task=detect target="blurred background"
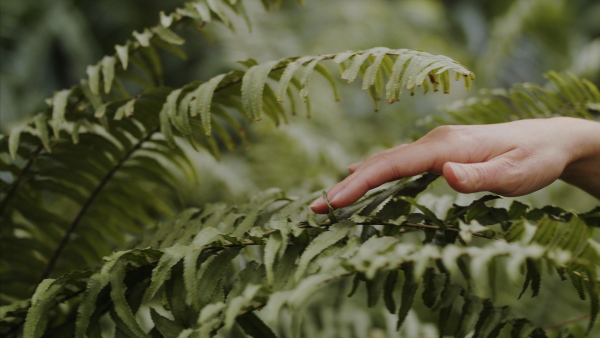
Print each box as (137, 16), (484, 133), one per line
(1, 0), (599, 210)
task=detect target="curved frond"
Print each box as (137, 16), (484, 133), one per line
(3, 175), (598, 336)
(434, 72), (600, 127)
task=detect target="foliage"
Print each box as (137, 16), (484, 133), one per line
(0, 0), (599, 337)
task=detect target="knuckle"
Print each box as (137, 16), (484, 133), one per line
(424, 125), (471, 144)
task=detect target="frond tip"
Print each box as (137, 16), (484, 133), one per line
(438, 71), (600, 126)
(235, 47), (474, 120)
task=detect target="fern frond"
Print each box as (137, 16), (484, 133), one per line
(435, 71), (600, 127)
(0, 45), (472, 307)
(4, 174), (598, 336)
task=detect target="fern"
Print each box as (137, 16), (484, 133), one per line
(432, 71), (600, 127)
(2, 175), (598, 336)
(0, 43), (472, 302)
(1, 0), (599, 337)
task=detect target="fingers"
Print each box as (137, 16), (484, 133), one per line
(347, 161), (363, 173)
(310, 119), (586, 215)
(348, 144), (408, 173)
(310, 144), (433, 213)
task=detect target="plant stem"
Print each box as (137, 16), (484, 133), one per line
(543, 314), (591, 330)
(1, 94), (84, 216)
(39, 126), (160, 282)
(0, 145), (43, 216)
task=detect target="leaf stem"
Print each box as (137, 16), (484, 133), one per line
(543, 314), (591, 330)
(0, 145), (43, 216)
(39, 126), (160, 282)
(0, 95), (85, 216)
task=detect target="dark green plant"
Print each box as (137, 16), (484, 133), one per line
(1, 0), (598, 337)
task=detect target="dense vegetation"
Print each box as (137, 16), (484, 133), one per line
(1, 0), (599, 337)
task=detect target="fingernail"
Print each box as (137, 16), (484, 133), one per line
(348, 161), (364, 169)
(309, 197), (324, 209)
(451, 163), (468, 183)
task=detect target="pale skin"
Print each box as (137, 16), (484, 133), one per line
(310, 117), (600, 214)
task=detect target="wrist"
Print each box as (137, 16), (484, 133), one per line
(558, 117), (600, 199)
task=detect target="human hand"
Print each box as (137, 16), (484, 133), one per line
(310, 117), (600, 214)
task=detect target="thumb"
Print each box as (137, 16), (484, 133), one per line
(443, 159), (521, 196)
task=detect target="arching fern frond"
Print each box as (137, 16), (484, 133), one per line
(0, 0), (309, 306)
(0, 43), (473, 316)
(434, 71), (600, 127)
(3, 174), (598, 336)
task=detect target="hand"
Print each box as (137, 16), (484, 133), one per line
(310, 117), (600, 214)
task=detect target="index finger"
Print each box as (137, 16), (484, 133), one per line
(310, 142), (437, 213)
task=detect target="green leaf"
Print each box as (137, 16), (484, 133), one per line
(86, 64), (101, 96)
(148, 227), (221, 299)
(299, 56), (326, 104)
(23, 279), (61, 338)
(231, 190), (285, 237)
(403, 197), (445, 228)
(386, 52), (412, 103)
(224, 284), (262, 330)
(294, 221), (353, 282)
(159, 97), (176, 147)
(365, 270), (387, 308)
(33, 114), (51, 152)
(191, 2), (211, 22)
(421, 268), (445, 308)
(236, 312), (278, 338)
(207, 0), (231, 27)
(332, 51), (356, 64)
(102, 56), (117, 94)
(115, 44), (129, 70)
(341, 51), (372, 83)
(150, 308), (184, 338)
(397, 262), (419, 330)
(152, 25), (185, 45)
(383, 269), (398, 314)
(8, 126), (23, 159)
(183, 228), (225, 304)
(455, 295), (483, 338)
(196, 248), (242, 307)
(509, 319), (534, 338)
(440, 70), (451, 94)
(264, 232), (285, 286)
(115, 99), (136, 120)
(110, 268), (146, 338)
(228, 261), (266, 300)
(133, 29), (153, 47)
(276, 56), (313, 102)
(435, 283), (461, 336)
(51, 89), (72, 137)
(584, 270), (599, 334)
(241, 60), (279, 120)
(362, 48), (389, 90)
(189, 74), (227, 135)
(473, 299), (497, 338)
(447, 195), (500, 222)
(94, 102), (109, 118)
(508, 201), (529, 219)
(75, 251), (133, 337)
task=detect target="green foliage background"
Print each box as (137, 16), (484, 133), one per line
(0, 0), (599, 337)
